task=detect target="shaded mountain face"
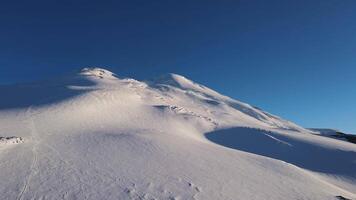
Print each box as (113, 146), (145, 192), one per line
(0, 67), (355, 200)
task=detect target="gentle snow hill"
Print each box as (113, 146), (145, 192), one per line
(0, 67), (355, 200)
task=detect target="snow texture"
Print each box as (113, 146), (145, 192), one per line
(0, 67), (355, 200)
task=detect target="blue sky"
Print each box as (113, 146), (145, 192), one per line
(0, 0), (355, 133)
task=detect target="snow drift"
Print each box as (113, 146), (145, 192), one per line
(0, 67), (355, 200)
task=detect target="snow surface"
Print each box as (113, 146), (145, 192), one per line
(0, 67), (355, 200)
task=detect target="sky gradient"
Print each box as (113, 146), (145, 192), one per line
(0, 0), (355, 133)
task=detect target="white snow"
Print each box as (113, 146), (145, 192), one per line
(79, 67), (118, 79)
(0, 67), (355, 200)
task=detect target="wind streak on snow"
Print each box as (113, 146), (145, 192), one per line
(263, 132), (292, 146)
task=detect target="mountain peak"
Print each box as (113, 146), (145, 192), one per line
(79, 67), (117, 79)
(152, 73), (195, 89)
(165, 73), (189, 80)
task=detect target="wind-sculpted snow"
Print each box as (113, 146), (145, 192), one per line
(206, 127), (356, 193)
(149, 73), (309, 132)
(0, 67), (355, 200)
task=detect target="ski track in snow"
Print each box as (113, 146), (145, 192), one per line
(17, 106), (39, 200)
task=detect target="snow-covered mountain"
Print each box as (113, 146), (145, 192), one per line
(0, 67), (355, 200)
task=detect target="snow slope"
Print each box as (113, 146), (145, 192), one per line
(0, 67), (355, 200)
(310, 128), (356, 144)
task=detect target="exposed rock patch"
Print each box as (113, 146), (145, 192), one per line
(0, 136), (24, 145)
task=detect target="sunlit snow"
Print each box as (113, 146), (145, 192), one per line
(0, 67), (355, 200)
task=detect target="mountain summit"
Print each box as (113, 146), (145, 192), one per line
(79, 67), (118, 79)
(0, 68), (355, 200)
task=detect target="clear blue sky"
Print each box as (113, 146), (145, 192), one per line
(0, 0), (355, 133)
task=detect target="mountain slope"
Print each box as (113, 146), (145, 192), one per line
(310, 128), (356, 144)
(0, 67), (355, 200)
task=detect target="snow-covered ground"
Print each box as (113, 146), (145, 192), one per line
(0, 67), (355, 200)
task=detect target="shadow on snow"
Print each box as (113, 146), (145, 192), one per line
(0, 76), (96, 110)
(206, 127), (356, 178)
